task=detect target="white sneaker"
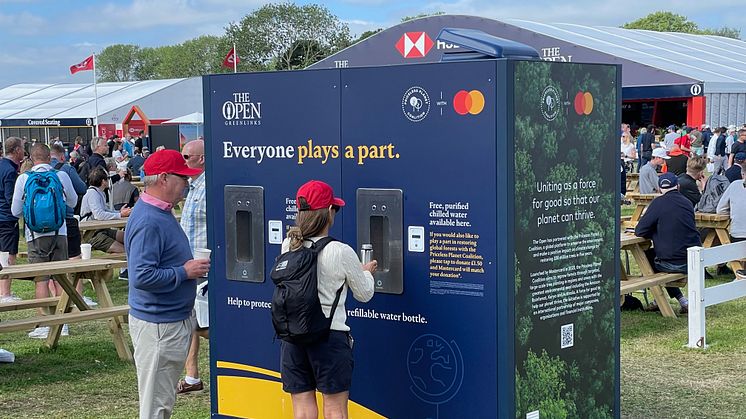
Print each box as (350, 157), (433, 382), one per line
(61, 324), (69, 337)
(83, 296), (98, 307)
(0, 349), (14, 363)
(0, 294), (22, 303)
(28, 326), (49, 339)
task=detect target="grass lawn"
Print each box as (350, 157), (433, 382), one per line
(0, 275), (211, 418)
(2, 214), (746, 418)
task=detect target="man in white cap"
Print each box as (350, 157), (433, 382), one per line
(639, 148), (669, 194)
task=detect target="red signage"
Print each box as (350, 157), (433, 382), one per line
(395, 32), (434, 58)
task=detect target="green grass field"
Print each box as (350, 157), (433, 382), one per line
(2, 211), (746, 418)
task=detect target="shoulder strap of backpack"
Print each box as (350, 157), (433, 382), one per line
(311, 236), (336, 253)
(311, 236), (344, 321)
(54, 162), (64, 170)
(80, 186), (97, 220)
(328, 283), (345, 322)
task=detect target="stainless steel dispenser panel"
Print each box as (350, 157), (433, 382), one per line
(224, 185), (265, 282)
(356, 188), (404, 294)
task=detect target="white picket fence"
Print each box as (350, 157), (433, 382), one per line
(687, 241), (746, 349)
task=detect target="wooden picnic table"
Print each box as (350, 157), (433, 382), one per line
(79, 215), (180, 245)
(623, 192), (660, 227)
(79, 219), (128, 242)
(626, 173), (639, 194)
(695, 212), (741, 271)
(0, 259), (132, 361)
(621, 233), (685, 318)
(132, 181), (144, 189)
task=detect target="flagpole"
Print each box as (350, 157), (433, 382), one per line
(92, 53), (100, 137)
(233, 43), (237, 73)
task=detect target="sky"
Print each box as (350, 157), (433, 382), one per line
(0, 0), (743, 88)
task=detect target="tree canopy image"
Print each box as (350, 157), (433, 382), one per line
(513, 61), (618, 418)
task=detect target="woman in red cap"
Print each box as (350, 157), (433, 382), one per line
(280, 180), (376, 419)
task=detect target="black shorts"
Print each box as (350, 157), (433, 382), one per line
(0, 220), (19, 255)
(66, 217), (81, 258)
(280, 331), (354, 394)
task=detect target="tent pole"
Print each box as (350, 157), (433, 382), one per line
(93, 52), (100, 137)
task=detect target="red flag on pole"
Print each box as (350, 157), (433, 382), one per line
(70, 55), (94, 74)
(222, 47), (239, 69)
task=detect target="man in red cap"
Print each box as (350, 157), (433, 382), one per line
(125, 149), (211, 418)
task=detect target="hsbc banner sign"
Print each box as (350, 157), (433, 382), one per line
(396, 32), (435, 58)
(396, 31), (460, 59)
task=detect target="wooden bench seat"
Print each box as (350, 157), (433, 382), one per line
(0, 297), (60, 312)
(0, 305), (129, 333)
(621, 273), (687, 294)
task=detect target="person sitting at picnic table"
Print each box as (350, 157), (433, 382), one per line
(717, 163), (746, 279)
(678, 156), (707, 207)
(635, 173), (701, 314)
(111, 168), (140, 210)
(80, 167), (131, 253)
(639, 148), (669, 194)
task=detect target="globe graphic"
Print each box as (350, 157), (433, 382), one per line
(407, 334), (460, 400)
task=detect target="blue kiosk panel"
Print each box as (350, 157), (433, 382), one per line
(203, 58), (619, 418)
(339, 60), (499, 418)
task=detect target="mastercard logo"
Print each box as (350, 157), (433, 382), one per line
(574, 91), (594, 115)
(453, 90), (485, 115)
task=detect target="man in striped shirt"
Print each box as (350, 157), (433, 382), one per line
(178, 139), (208, 394)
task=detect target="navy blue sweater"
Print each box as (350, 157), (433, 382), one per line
(0, 158), (18, 222)
(125, 198), (195, 323)
(635, 190), (701, 264)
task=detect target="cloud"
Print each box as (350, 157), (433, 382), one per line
(0, 11), (45, 35)
(64, 0), (269, 34)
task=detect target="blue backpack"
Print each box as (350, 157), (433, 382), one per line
(23, 170), (67, 235)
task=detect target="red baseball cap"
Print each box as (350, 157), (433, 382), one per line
(296, 180), (345, 211)
(143, 149), (203, 177)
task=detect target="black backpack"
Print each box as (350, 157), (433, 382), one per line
(271, 237), (343, 345)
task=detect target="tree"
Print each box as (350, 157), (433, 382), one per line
(275, 40), (324, 70)
(623, 11), (741, 39)
(96, 44), (141, 82)
(154, 36), (227, 78)
(354, 29), (383, 44)
(701, 27), (741, 39)
(226, 2), (352, 71)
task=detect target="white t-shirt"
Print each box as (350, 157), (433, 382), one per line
(281, 236), (374, 331)
(621, 142), (636, 159)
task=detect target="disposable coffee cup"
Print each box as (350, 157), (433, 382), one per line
(81, 244), (92, 260)
(194, 248), (211, 260)
(0, 252), (8, 267)
(194, 248), (211, 277)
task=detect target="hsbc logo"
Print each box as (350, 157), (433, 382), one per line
(395, 32), (434, 58)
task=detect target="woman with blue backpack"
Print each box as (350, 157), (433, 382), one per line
(273, 180), (376, 419)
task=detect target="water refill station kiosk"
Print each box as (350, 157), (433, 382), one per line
(204, 29), (621, 419)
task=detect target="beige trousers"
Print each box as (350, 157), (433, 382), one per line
(129, 315), (194, 419)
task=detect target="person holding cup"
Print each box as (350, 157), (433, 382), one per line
(125, 149), (208, 418)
